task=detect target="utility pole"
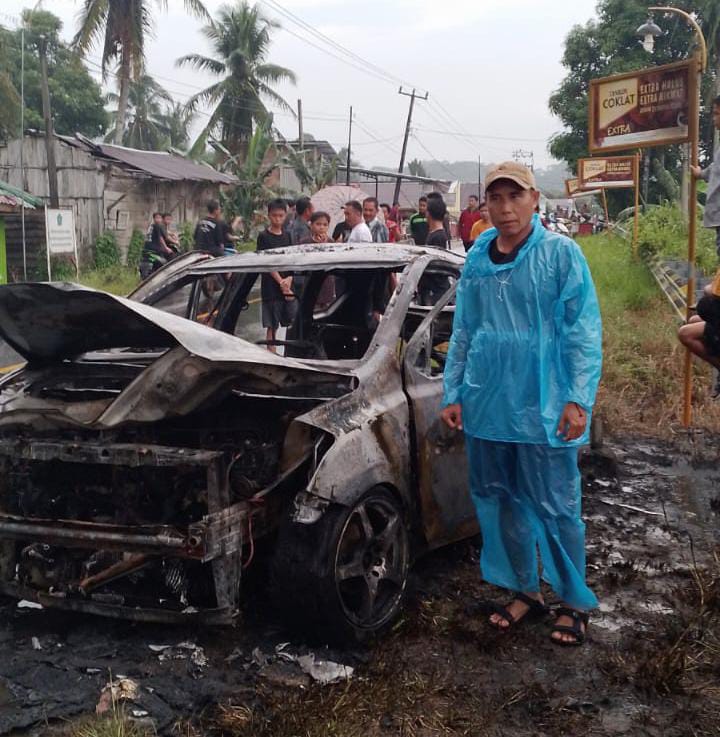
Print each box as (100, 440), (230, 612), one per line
(20, 23), (27, 279)
(393, 87), (428, 205)
(512, 148), (534, 172)
(297, 98), (304, 149)
(477, 155), (482, 200)
(38, 35), (59, 208)
(346, 106), (352, 186)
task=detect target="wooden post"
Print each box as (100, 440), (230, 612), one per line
(632, 152), (640, 258)
(681, 53), (702, 428)
(38, 35), (59, 209)
(601, 189), (610, 231)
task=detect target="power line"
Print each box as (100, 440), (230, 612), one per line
(410, 132), (458, 181)
(257, 0), (426, 94)
(414, 124), (548, 144)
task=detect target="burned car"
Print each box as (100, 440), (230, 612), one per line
(0, 244), (475, 640)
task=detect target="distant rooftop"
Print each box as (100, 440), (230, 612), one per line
(56, 134), (238, 185)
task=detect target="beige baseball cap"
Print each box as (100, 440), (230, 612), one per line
(484, 161), (536, 191)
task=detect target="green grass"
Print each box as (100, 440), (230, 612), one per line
(577, 231), (720, 433)
(77, 266), (140, 296)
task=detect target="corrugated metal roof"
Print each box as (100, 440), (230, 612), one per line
(58, 135), (238, 185)
(0, 180), (42, 209)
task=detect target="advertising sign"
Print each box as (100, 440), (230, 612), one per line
(565, 179), (601, 198)
(589, 59), (696, 153)
(578, 156), (636, 189)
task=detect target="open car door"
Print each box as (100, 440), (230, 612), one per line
(402, 284), (478, 550)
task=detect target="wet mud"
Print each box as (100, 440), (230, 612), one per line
(1, 434), (719, 736)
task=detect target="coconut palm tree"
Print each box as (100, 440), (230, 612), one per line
(106, 73), (172, 149)
(158, 102), (195, 151)
(73, 0), (208, 144)
(176, 1), (296, 158)
(283, 145), (340, 194)
(222, 119), (280, 239)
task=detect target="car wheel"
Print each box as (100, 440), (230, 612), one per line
(270, 487), (409, 643)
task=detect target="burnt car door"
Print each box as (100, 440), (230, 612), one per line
(401, 277), (477, 550)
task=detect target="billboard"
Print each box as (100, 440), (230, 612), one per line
(565, 179), (601, 198)
(578, 156), (636, 189)
(588, 59), (696, 153)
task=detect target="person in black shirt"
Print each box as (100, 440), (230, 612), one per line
(194, 199), (233, 257)
(409, 196), (429, 245)
(419, 196), (451, 305)
(332, 205), (352, 242)
(139, 212), (174, 278)
(256, 199), (296, 351)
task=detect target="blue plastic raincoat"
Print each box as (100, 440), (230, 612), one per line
(442, 215), (602, 610)
(442, 214), (602, 447)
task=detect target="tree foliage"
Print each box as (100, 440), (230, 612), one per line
(283, 146), (339, 194)
(222, 120), (280, 238)
(73, 0), (208, 143)
(106, 74), (173, 150)
(0, 10), (108, 139)
(177, 1), (296, 158)
(407, 158), (427, 178)
(549, 0), (718, 208)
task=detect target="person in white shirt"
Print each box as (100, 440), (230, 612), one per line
(345, 200), (373, 243)
(363, 197), (390, 242)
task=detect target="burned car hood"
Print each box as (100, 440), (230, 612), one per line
(0, 283), (355, 429)
(0, 282), (324, 370)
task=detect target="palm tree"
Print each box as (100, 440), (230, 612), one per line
(106, 74), (172, 149)
(222, 120), (280, 239)
(177, 1), (296, 158)
(158, 102), (195, 151)
(73, 0), (208, 144)
(284, 146), (339, 194)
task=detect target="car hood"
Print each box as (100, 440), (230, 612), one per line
(0, 283), (355, 428)
(0, 282), (319, 369)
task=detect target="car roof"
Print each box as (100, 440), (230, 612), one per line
(191, 242), (465, 273)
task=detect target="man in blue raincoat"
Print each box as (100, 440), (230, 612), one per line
(441, 161), (602, 646)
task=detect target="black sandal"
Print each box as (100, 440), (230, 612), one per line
(550, 607), (589, 646)
(486, 592), (547, 632)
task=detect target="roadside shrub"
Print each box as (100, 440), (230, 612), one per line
(636, 204), (716, 275)
(179, 221), (194, 252)
(49, 255), (77, 281)
(94, 231), (121, 270)
(125, 228), (145, 268)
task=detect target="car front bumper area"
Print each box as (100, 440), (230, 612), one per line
(0, 439), (253, 624)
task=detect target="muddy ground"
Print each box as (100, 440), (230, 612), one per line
(0, 434), (718, 737)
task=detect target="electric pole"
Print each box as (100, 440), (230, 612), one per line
(297, 98), (304, 149)
(393, 87), (428, 205)
(346, 106), (352, 186)
(38, 35), (59, 208)
(512, 148), (534, 172)
(477, 155), (482, 200)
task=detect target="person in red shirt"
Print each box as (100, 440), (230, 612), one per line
(458, 194), (482, 252)
(381, 203), (402, 242)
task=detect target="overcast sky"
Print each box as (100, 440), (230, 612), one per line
(3, 0), (599, 170)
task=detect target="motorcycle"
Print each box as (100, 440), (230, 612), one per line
(139, 243), (180, 280)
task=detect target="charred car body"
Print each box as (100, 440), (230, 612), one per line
(0, 244), (475, 640)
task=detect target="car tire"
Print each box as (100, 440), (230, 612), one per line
(270, 487), (410, 644)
